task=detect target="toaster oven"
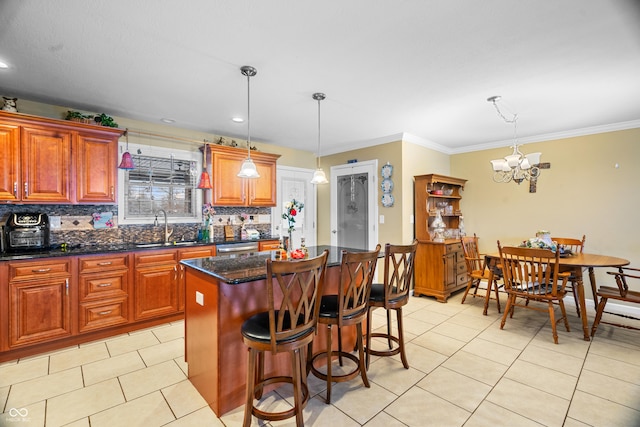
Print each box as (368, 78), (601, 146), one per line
(4, 212), (50, 252)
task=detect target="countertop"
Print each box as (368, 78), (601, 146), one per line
(181, 245), (380, 284)
(0, 236), (281, 261)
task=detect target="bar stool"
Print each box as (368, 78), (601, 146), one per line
(365, 240), (417, 369)
(308, 245), (381, 404)
(241, 250), (329, 427)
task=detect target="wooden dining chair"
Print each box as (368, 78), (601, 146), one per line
(241, 250), (329, 427)
(460, 234), (502, 315)
(591, 267), (640, 336)
(551, 235), (586, 317)
(308, 245), (381, 404)
(497, 241), (571, 344)
(365, 240), (418, 369)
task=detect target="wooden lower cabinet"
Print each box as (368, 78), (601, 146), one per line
(7, 259), (73, 348)
(414, 240), (468, 302)
(134, 250), (180, 320)
(0, 245), (220, 362)
(78, 254), (129, 333)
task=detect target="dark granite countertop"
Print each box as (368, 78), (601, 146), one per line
(0, 236), (281, 261)
(181, 245), (378, 284)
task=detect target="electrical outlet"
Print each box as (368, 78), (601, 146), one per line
(379, 215), (384, 224)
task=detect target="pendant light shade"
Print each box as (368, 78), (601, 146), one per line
(237, 65), (260, 179)
(118, 129), (135, 170)
(310, 92), (329, 185)
(197, 143), (212, 189)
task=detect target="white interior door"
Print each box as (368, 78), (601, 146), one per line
(272, 166), (317, 249)
(330, 160), (378, 249)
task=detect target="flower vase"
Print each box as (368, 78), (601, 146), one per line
(288, 231), (293, 255)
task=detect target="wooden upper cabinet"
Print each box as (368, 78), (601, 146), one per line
(0, 123), (21, 201)
(76, 132), (118, 203)
(0, 111), (122, 204)
(210, 145), (280, 207)
(21, 125), (73, 203)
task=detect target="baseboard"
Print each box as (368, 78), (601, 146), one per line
(562, 297), (640, 319)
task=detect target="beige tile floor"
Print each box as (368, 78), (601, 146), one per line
(1, 290), (639, 427)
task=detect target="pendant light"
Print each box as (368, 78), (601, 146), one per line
(310, 93), (329, 184)
(237, 65), (260, 178)
(197, 143), (212, 189)
(118, 129), (135, 170)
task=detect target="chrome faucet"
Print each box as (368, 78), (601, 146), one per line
(154, 209), (173, 244)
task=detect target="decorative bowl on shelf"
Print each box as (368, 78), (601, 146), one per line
(443, 188), (454, 196)
(431, 189), (443, 195)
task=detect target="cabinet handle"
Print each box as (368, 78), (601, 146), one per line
(97, 262), (112, 266)
(65, 278), (69, 296)
(98, 310), (112, 316)
(13, 182), (17, 197)
(24, 182), (28, 198)
(32, 268), (51, 273)
(110, 186), (114, 198)
(97, 283), (112, 288)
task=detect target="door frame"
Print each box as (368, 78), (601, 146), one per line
(271, 165), (317, 248)
(330, 160), (378, 250)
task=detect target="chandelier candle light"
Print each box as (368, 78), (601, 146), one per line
(237, 65), (260, 179)
(488, 96), (542, 184)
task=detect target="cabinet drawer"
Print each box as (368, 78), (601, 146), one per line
(79, 271), (128, 301)
(134, 250), (178, 266)
(457, 273), (469, 286)
(9, 259), (71, 281)
(178, 246), (215, 260)
(456, 261), (467, 274)
(446, 242), (462, 253)
(259, 240), (280, 251)
(79, 298), (129, 333)
(79, 255), (128, 273)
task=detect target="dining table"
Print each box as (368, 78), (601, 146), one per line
(485, 252), (629, 341)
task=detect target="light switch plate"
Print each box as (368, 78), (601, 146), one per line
(196, 291), (204, 306)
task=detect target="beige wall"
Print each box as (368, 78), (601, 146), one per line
(451, 128), (640, 294)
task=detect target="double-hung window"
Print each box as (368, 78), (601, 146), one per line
(117, 143), (202, 225)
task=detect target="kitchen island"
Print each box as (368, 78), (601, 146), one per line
(181, 245), (373, 417)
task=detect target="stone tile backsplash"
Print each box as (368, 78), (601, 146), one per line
(0, 205), (273, 247)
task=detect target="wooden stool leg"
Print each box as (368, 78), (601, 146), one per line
(356, 322), (370, 388)
(291, 349), (305, 427)
(386, 310), (392, 348)
(326, 324), (333, 404)
(243, 348), (257, 427)
(396, 308), (409, 369)
(365, 307), (373, 369)
(591, 297), (608, 336)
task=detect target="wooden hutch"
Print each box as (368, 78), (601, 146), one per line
(413, 174), (468, 302)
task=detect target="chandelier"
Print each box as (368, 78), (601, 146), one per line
(488, 96), (541, 184)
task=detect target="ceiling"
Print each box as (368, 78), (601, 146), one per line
(1, 1), (639, 156)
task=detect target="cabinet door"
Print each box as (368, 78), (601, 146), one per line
(21, 126), (72, 203)
(0, 124), (21, 201)
(76, 132), (117, 203)
(248, 158), (277, 206)
(134, 264), (180, 320)
(211, 151), (246, 206)
(9, 278), (72, 348)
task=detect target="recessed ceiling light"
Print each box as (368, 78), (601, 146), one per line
(232, 117), (244, 123)
(0, 61), (9, 69)
(160, 118), (175, 124)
